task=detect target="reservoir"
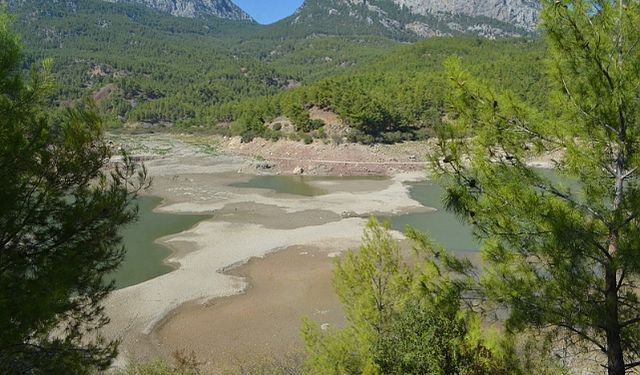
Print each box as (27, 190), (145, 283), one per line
(112, 196), (210, 289)
(114, 176), (476, 288)
(387, 180), (478, 252)
(235, 175), (477, 251)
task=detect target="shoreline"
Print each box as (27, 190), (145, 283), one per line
(104, 133), (561, 369)
(104, 134), (432, 368)
(149, 195), (213, 276)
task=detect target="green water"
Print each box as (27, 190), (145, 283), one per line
(388, 181), (479, 252)
(234, 175), (477, 251)
(231, 175), (326, 196)
(388, 170), (573, 252)
(110, 196), (210, 289)
(230, 175), (388, 196)
(113, 173), (574, 288)
(113, 178), (474, 289)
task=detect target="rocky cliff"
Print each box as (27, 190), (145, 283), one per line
(278, 0), (541, 39)
(395, 0), (540, 31)
(104, 0), (253, 20)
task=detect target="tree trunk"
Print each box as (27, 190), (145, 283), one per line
(605, 262), (625, 375)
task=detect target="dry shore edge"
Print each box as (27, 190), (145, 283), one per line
(104, 134), (431, 368)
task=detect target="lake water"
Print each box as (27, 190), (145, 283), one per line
(235, 175), (477, 251)
(111, 196), (210, 289)
(229, 175), (388, 196)
(386, 180), (478, 252)
(230, 175), (327, 196)
(114, 176), (476, 289)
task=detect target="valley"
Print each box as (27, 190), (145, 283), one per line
(3, 0), (637, 374)
(103, 133), (432, 371)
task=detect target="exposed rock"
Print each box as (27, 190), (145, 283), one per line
(395, 0), (540, 31)
(102, 0), (253, 20)
(255, 161), (274, 170)
(280, 0), (540, 39)
(293, 166), (304, 175)
(341, 210), (359, 218)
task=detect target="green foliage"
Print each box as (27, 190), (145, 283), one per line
(225, 37), (547, 143)
(432, 1), (640, 373)
(118, 349), (220, 375)
(5, 0), (549, 144)
(300, 133), (313, 145)
(375, 302), (493, 375)
(119, 360), (199, 375)
(6, 0), (394, 133)
(0, 12), (147, 373)
(302, 219), (560, 374)
(120, 352), (305, 375)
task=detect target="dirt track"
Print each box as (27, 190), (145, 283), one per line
(221, 137), (433, 176)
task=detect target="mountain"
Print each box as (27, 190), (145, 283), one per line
(2, 0), (254, 21)
(395, 0), (540, 30)
(0, 0), (544, 136)
(270, 0), (541, 40)
(103, 0), (253, 20)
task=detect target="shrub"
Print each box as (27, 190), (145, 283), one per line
(309, 119), (325, 130)
(300, 133), (313, 145)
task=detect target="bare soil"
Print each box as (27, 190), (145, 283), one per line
(223, 136), (432, 176)
(150, 245), (347, 372)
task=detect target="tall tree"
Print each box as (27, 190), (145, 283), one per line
(0, 13), (146, 374)
(301, 219), (559, 374)
(433, 1), (640, 373)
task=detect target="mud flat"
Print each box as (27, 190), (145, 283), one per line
(151, 245), (348, 371)
(104, 134), (430, 369)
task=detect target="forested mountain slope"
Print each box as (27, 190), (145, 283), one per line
(266, 0), (540, 40)
(4, 0), (395, 126)
(217, 37), (546, 144)
(2, 0), (253, 20)
(3, 0), (546, 143)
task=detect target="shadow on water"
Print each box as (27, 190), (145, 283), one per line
(110, 196), (210, 289)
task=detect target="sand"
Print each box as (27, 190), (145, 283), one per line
(103, 134), (430, 369)
(151, 245), (348, 371)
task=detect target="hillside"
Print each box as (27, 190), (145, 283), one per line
(266, 0), (541, 40)
(2, 0), (253, 20)
(219, 37), (546, 144)
(105, 0), (254, 20)
(3, 0), (545, 142)
(5, 0), (395, 126)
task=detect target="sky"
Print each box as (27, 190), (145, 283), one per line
(232, 0), (304, 25)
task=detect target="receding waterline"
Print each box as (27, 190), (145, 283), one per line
(230, 175), (326, 196)
(230, 175), (389, 196)
(386, 180), (479, 252)
(236, 175), (478, 251)
(111, 177), (476, 289)
(111, 196), (210, 289)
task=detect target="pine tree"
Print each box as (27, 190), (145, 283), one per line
(0, 13), (147, 373)
(301, 220), (559, 374)
(433, 1), (640, 373)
